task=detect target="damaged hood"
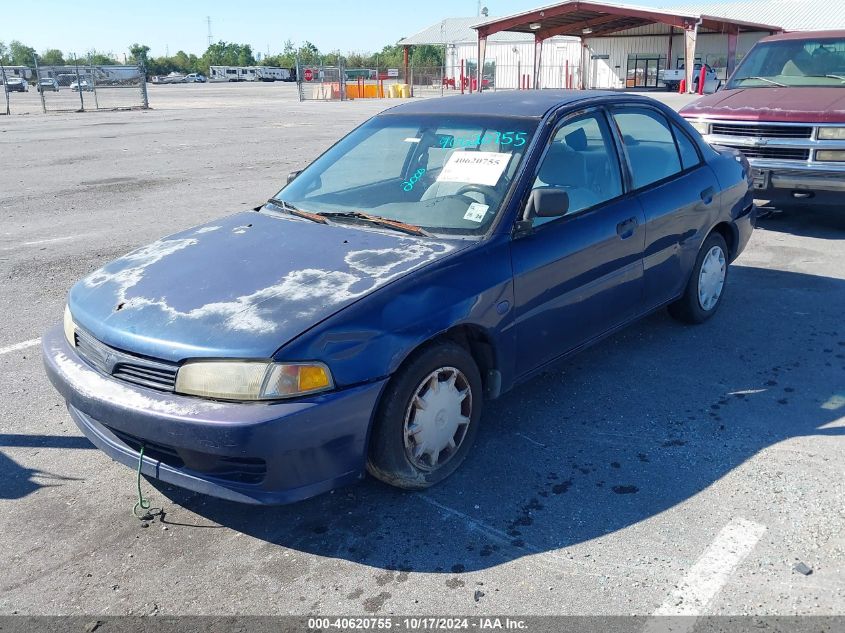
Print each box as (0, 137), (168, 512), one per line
(69, 211), (462, 362)
(681, 87), (845, 123)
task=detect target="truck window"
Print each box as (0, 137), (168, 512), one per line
(729, 38), (845, 88)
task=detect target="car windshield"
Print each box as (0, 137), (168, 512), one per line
(728, 38), (845, 88)
(270, 114), (538, 236)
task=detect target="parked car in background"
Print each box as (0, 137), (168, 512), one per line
(36, 78), (60, 92)
(3, 77), (29, 92)
(185, 73), (207, 83)
(660, 63), (719, 92)
(151, 72), (187, 84)
(44, 91), (754, 505)
(70, 80), (93, 92)
(682, 30), (845, 210)
(56, 73), (77, 87)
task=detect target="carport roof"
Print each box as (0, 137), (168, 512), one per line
(398, 17), (579, 45)
(472, 1), (782, 39)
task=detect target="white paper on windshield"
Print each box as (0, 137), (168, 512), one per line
(463, 203), (489, 223)
(437, 151), (510, 187)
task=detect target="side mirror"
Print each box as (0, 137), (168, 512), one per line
(529, 187), (570, 218)
(287, 170), (302, 184)
(703, 78), (721, 94)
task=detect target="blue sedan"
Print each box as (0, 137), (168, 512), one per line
(43, 91), (755, 504)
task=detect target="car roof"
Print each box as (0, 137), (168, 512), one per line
(381, 90), (622, 119)
(760, 30), (845, 42)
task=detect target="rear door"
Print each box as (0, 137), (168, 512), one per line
(609, 105), (721, 309)
(510, 108), (646, 376)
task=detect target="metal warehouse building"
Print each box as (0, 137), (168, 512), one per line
(399, 0), (845, 91)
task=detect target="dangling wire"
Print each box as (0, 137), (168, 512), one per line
(132, 445), (152, 519)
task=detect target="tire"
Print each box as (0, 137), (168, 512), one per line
(668, 232), (729, 324)
(366, 341), (483, 490)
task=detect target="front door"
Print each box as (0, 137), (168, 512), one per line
(510, 109), (646, 377)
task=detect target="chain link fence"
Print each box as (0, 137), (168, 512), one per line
(409, 63), (583, 95)
(0, 61), (147, 115)
(297, 65), (347, 101)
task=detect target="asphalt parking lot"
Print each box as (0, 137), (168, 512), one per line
(1, 83), (843, 616)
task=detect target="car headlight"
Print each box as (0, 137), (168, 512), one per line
(817, 127), (845, 140)
(688, 120), (710, 135)
(174, 360), (333, 401)
(64, 305), (76, 347)
(815, 150), (845, 162)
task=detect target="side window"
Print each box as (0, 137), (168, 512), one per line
(612, 108), (682, 189)
(531, 112), (622, 224)
(673, 123), (702, 170)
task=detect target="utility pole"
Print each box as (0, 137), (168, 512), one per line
(0, 62), (10, 115)
(206, 16), (212, 47)
(33, 53), (46, 113)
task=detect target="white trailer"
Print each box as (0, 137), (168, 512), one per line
(255, 67), (291, 81)
(209, 66), (246, 82)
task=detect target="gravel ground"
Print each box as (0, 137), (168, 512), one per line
(0, 83), (843, 617)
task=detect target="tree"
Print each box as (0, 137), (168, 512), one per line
(128, 43), (150, 68)
(296, 41), (321, 65)
(202, 41), (255, 69)
(40, 49), (65, 65)
(0, 41), (9, 65)
(87, 49), (115, 65)
(9, 40), (36, 66)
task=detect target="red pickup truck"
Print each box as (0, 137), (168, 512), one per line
(681, 30), (845, 209)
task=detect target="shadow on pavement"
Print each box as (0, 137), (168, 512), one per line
(147, 264), (845, 573)
(0, 435), (91, 499)
(755, 202), (845, 239)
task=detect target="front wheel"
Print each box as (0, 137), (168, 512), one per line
(367, 342), (482, 490)
(668, 232), (729, 324)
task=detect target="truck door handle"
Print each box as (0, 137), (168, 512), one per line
(700, 187), (715, 204)
(616, 217), (638, 239)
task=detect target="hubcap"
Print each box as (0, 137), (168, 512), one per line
(698, 245), (726, 311)
(403, 367), (472, 471)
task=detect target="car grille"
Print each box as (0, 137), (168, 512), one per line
(721, 145), (810, 161)
(74, 328), (178, 392)
(109, 428), (267, 484)
(710, 123), (812, 139)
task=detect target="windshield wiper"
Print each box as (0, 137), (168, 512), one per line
(804, 74), (845, 82)
(317, 211), (430, 236)
(738, 76), (787, 87)
(266, 198), (328, 224)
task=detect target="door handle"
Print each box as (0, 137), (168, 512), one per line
(700, 186), (715, 204)
(616, 217), (638, 239)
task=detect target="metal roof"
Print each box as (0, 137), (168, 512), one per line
(398, 17), (578, 45)
(472, 1), (782, 38)
(670, 0), (845, 32)
(401, 0), (842, 48)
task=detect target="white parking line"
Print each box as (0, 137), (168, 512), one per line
(645, 517), (766, 631)
(0, 234), (88, 251)
(0, 338), (41, 355)
(418, 494), (606, 578)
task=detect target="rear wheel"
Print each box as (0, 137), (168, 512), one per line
(367, 342), (482, 490)
(668, 232), (728, 324)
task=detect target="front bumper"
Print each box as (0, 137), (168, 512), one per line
(749, 163), (845, 206)
(42, 325), (388, 504)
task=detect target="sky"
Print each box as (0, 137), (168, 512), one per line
(0, 0), (692, 60)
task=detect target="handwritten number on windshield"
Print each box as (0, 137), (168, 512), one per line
(439, 132), (527, 149)
(403, 168), (426, 192)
